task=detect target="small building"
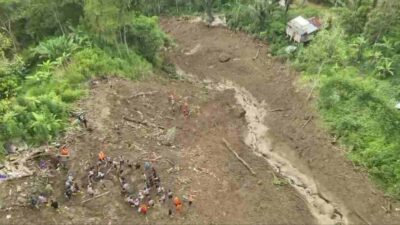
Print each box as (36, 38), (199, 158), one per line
(286, 16), (322, 43)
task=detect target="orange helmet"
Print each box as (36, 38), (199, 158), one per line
(60, 146), (69, 156)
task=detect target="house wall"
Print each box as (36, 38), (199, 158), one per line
(287, 26), (314, 43)
(294, 33), (302, 42)
(286, 27), (296, 38)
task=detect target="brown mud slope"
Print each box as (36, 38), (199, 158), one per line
(0, 76), (315, 225)
(161, 17), (400, 224)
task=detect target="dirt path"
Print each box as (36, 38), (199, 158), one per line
(161, 17), (400, 224)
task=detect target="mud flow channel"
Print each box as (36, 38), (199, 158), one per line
(177, 67), (348, 225)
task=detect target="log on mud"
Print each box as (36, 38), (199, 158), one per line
(252, 48), (260, 60)
(123, 116), (165, 130)
(301, 116), (313, 128)
(268, 108), (290, 112)
(129, 91), (158, 98)
(222, 138), (256, 176)
(81, 191), (110, 204)
(123, 116), (150, 126)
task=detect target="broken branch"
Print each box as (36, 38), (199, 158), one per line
(123, 116), (165, 130)
(222, 138), (256, 176)
(123, 116), (149, 126)
(81, 191), (110, 204)
(301, 116), (313, 128)
(164, 159), (175, 166)
(252, 48), (260, 60)
(268, 108), (289, 112)
(129, 91), (158, 98)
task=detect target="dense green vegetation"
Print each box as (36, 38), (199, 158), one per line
(1, 0), (400, 197)
(0, 0), (168, 157)
(295, 0), (400, 196)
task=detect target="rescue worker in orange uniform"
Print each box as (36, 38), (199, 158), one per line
(173, 196), (183, 213)
(60, 146), (70, 156)
(98, 151), (106, 161)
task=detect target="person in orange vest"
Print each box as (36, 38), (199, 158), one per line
(173, 196), (183, 213)
(181, 100), (189, 118)
(188, 195), (194, 206)
(138, 204), (148, 215)
(98, 151), (106, 161)
(60, 146), (69, 156)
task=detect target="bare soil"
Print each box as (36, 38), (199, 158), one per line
(0, 76), (315, 224)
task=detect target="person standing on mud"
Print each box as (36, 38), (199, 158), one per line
(50, 199), (59, 210)
(87, 183), (95, 197)
(78, 113), (88, 129)
(181, 99), (190, 118)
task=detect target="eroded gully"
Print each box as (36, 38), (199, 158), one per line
(176, 67), (349, 225)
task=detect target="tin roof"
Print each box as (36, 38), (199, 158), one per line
(308, 17), (323, 29)
(288, 16), (319, 35)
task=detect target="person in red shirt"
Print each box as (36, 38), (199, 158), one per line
(139, 204), (148, 215)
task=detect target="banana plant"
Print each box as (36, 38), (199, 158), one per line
(375, 57), (394, 77)
(26, 60), (56, 83)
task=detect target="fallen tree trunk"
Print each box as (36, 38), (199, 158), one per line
(123, 116), (165, 130)
(129, 91), (158, 98)
(301, 116), (313, 128)
(222, 138), (256, 176)
(252, 48), (260, 60)
(81, 191), (110, 204)
(123, 116), (149, 126)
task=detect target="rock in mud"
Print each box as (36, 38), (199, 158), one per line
(159, 127), (176, 146)
(218, 53), (231, 63)
(3, 142), (17, 155)
(231, 106), (246, 118)
(17, 196), (26, 204)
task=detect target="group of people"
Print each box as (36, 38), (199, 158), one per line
(29, 100), (194, 217)
(168, 92), (190, 118)
(64, 174), (80, 199)
(29, 181), (59, 210)
(122, 161), (187, 216)
(77, 150), (189, 216)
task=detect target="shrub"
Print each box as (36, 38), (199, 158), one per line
(32, 36), (79, 62)
(126, 15), (168, 64)
(295, 28), (351, 73)
(318, 72), (400, 195)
